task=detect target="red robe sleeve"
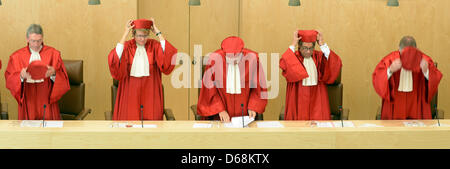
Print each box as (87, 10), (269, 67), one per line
(422, 54), (443, 102)
(319, 50), (342, 84)
(280, 48), (308, 82)
(372, 52), (396, 101)
(197, 53), (227, 116)
(107, 44), (128, 81)
(49, 50), (70, 104)
(5, 52), (24, 103)
(152, 40), (177, 75)
(247, 52), (268, 114)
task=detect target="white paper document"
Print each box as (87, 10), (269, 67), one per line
(111, 123), (157, 128)
(403, 121), (426, 127)
(256, 121), (284, 128)
(311, 121), (334, 128)
(223, 116), (255, 128)
(193, 123), (213, 128)
(358, 123), (384, 127)
(44, 121), (64, 128)
(20, 120), (43, 128)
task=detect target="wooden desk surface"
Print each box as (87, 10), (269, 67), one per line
(1, 120), (450, 149)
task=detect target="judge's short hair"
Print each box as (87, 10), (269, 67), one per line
(132, 29), (150, 36)
(26, 24), (43, 38)
(399, 36), (417, 50)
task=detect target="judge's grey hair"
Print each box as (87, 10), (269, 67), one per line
(26, 24), (43, 38)
(399, 36), (417, 51)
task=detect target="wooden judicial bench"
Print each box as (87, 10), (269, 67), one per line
(1, 120), (450, 149)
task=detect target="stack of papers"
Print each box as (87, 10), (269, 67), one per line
(111, 123), (157, 128)
(20, 120), (42, 128)
(403, 121), (426, 127)
(193, 123), (213, 128)
(256, 121), (284, 128)
(358, 123), (384, 128)
(223, 116), (255, 128)
(44, 121), (64, 128)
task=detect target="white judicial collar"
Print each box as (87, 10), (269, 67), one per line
(226, 55), (242, 94)
(398, 68), (413, 92)
(130, 44), (150, 77)
(302, 56), (318, 86)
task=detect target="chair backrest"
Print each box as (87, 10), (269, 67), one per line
(326, 68), (343, 120)
(59, 60), (85, 120)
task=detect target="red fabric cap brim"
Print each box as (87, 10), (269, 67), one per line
(298, 30), (318, 43)
(400, 47), (422, 71)
(133, 19), (153, 29)
(221, 36), (245, 54)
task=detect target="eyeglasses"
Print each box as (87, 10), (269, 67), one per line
(300, 46), (314, 51)
(135, 34), (149, 38)
(29, 39), (43, 43)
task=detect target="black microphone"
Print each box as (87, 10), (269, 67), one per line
(435, 105), (441, 127)
(42, 104), (47, 128)
(241, 104), (244, 128)
(339, 106), (344, 128)
(141, 105), (144, 128)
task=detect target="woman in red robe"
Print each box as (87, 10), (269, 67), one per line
(108, 18), (177, 120)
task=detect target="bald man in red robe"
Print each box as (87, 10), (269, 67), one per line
(373, 36), (442, 120)
(108, 18), (177, 120)
(280, 30), (342, 120)
(197, 36), (268, 122)
(5, 24), (70, 120)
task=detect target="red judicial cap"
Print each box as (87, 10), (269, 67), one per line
(27, 60), (48, 79)
(221, 36), (244, 54)
(400, 47), (422, 71)
(298, 30), (318, 43)
(132, 19), (153, 29)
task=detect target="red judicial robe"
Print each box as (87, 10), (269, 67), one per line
(372, 51), (442, 120)
(197, 49), (268, 118)
(280, 48), (342, 120)
(108, 39), (177, 120)
(5, 45), (70, 120)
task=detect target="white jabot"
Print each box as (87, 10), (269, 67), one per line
(302, 57), (318, 86)
(397, 68), (413, 92)
(130, 44), (150, 77)
(226, 56), (242, 94)
(25, 46), (45, 83)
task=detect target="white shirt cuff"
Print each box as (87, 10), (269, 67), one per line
(387, 68), (393, 79)
(116, 43), (124, 60)
(160, 40), (166, 52)
(320, 43), (330, 59)
(423, 68), (429, 80)
(289, 45), (296, 53)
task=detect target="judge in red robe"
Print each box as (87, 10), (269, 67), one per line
(280, 30), (342, 120)
(197, 36), (268, 122)
(5, 24), (70, 120)
(108, 19), (177, 120)
(372, 36), (442, 120)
